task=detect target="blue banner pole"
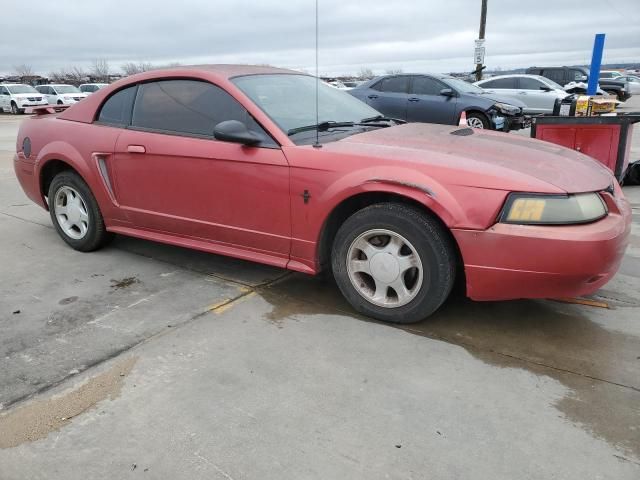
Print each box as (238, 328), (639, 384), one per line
(587, 33), (605, 96)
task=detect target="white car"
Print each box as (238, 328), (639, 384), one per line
(79, 83), (109, 94)
(0, 84), (48, 114)
(474, 74), (569, 115)
(35, 84), (88, 105)
(609, 74), (640, 95)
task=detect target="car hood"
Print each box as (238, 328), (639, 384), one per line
(59, 92), (87, 97)
(329, 123), (612, 193)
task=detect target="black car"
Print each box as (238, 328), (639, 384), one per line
(349, 74), (529, 131)
(526, 66), (631, 101)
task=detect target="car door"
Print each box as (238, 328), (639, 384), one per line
(406, 75), (457, 124)
(41, 86), (56, 104)
(478, 77), (519, 104)
(107, 79), (291, 261)
(0, 86), (8, 111)
(364, 76), (410, 120)
(516, 76), (553, 114)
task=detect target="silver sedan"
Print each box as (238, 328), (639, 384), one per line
(474, 74), (569, 115)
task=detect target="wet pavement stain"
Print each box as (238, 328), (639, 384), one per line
(58, 296), (78, 306)
(259, 273), (640, 458)
(0, 356), (137, 449)
(110, 276), (140, 290)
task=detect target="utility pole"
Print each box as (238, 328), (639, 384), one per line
(475, 0), (488, 81)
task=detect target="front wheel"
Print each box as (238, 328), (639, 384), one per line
(466, 112), (490, 129)
(48, 171), (113, 251)
(10, 102), (22, 115)
(331, 203), (456, 324)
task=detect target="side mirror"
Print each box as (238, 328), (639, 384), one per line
(213, 120), (264, 146)
(440, 88), (455, 97)
(539, 85), (553, 91)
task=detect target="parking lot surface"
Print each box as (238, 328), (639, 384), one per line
(0, 103), (639, 479)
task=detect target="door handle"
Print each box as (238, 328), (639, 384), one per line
(127, 145), (146, 154)
(367, 94), (378, 99)
(518, 91), (528, 95)
(408, 97), (420, 102)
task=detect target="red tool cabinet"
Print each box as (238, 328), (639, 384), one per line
(531, 115), (639, 182)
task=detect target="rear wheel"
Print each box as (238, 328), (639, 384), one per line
(331, 203), (456, 324)
(48, 171), (113, 251)
(466, 112), (490, 129)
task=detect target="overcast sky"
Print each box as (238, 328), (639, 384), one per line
(2, 0), (639, 76)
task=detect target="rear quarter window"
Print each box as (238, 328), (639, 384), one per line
(97, 86), (137, 126)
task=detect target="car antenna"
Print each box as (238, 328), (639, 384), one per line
(313, 0), (322, 149)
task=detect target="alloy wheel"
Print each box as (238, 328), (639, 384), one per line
(54, 186), (90, 240)
(346, 229), (423, 308)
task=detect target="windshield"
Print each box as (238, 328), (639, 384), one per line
(232, 74), (380, 134)
(6, 85), (38, 94)
(442, 78), (484, 94)
(540, 77), (564, 89)
(54, 85), (81, 94)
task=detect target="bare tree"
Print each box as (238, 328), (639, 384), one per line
(91, 59), (110, 82)
(357, 67), (374, 80)
(121, 61), (153, 76)
(13, 64), (34, 77)
(385, 68), (403, 75)
(48, 69), (67, 83)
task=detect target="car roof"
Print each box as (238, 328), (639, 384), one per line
(477, 74), (548, 82)
(1, 83), (29, 86)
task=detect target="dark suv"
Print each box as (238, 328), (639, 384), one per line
(526, 66), (631, 101)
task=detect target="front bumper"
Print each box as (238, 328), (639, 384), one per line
(452, 190), (631, 301)
(17, 102), (48, 109)
(491, 113), (531, 132)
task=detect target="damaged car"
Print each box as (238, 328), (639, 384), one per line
(349, 73), (529, 131)
(14, 65), (631, 324)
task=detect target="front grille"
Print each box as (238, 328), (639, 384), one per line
(27, 97), (37, 101)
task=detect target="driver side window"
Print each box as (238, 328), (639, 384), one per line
(130, 79), (274, 145)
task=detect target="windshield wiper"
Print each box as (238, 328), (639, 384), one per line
(359, 115), (405, 124)
(287, 121), (355, 136)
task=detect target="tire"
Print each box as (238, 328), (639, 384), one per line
(331, 203), (456, 324)
(57, 100), (63, 105)
(466, 112), (490, 129)
(10, 102), (21, 115)
(48, 171), (113, 251)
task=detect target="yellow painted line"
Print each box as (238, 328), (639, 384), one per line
(206, 291), (256, 315)
(551, 297), (610, 309)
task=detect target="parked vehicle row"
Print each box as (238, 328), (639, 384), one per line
(526, 66), (632, 101)
(0, 82), (109, 114)
(349, 73), (529, 131)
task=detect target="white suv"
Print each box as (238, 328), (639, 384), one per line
(0, 84), (48, 114)
(35, 84), (88, 105)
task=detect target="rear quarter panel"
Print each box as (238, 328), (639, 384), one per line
(18, 116), (124, 223)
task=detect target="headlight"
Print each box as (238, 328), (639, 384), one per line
(500, 193), (607, 225)
(493, 102), (521, 115)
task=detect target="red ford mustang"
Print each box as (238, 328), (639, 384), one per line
(14, 65), (631, 323)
